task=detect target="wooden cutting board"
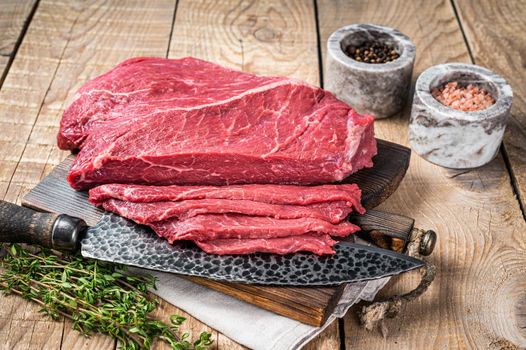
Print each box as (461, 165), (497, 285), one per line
(22, 139), (412, 326)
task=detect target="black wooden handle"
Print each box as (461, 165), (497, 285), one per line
(348, 209), (415, 241)
(348, 209), (414, 253)
(0, 200), (86, 251)
(348, 209), (437, 256)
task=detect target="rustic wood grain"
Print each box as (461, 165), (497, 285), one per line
(349, 209), (414, 252)
(453, 0), (526, 216)
(0, 1), (83, 348)
(60, 321), (115, 350)
(0, 0), (36, 56)
(0, 0), (38, 85)
(0, 0), (73, 203)
(344, 140), (411, 209)
(184, 277), (345, 326)
(169, 0), (319, 85)
(150, 300), (219, 350)
(0, 294), (64, 350)
(318, 0), (526, 348)
(0, 0), (180, 348)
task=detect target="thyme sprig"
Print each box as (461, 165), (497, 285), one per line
(0, 244), (213, 350)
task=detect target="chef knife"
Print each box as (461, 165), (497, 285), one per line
(0, 200), (424, 286)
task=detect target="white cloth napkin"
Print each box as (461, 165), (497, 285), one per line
(130, 267), (389, 350)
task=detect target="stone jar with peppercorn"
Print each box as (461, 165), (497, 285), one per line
(325, 23), (416, 119)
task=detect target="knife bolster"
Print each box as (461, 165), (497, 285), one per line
(52, 214), (87, 251)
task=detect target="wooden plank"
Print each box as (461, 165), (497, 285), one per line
(162, 0), (339, 348)
(0, 0), (37, 84)
(60, 321), (115, 350)
(150, 300), (219, 350)
(317, 0), (526, 348)
(453, 0), (526, 214)
(0, 294), (64, 350)
(0, 0), (36, 57)
(0, 0), (180, 348)
(0, 0), (75, 202)
(0, 1), (84, 348)
(168, 0), (319, 85)
(184, 277), (345, 326)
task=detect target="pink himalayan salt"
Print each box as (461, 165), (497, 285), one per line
(432, 81), (495, 112)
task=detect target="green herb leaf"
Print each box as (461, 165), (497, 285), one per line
(0, 244), (213, 350)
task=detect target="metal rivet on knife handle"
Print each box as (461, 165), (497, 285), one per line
(52, 214), (87, 251)
(419, 230), (437, 256)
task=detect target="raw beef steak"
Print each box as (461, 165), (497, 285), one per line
(195, 234), (337, 255)
(92, 183), (364, 255)
(101, 198), (354, 224)
(59, 57), (376, 190)
(89, 183), (364, 211)
(148, 214), (360, 242)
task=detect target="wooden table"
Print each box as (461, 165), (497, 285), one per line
(1, 0), (525, 349)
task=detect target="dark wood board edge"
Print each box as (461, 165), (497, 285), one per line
(351, 139), (411, 209)
(348, 208), (414, 252)
(185, 276), (345, 326)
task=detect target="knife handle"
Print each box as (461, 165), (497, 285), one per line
(349, 209), (414, 252)
(0, 200), (86, 251)
(348, 209), (437, 256)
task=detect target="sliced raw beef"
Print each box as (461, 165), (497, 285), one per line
(195, 234), (337, 255)
(89, 183), (364, 214)
(101, 198), (353, 224)
(91, 182), (365, 255)
(148, 214), (360, 243)
(59, 57), (376, 190)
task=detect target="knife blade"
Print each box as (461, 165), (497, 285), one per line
(0, 200), (424, 286)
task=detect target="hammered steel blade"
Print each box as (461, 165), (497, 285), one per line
(81, 214), (424, 286)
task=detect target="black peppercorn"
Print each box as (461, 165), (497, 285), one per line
(345, 41), (400, 64)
